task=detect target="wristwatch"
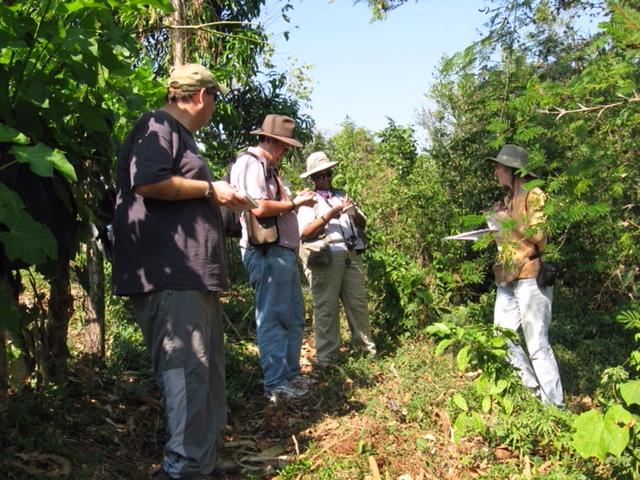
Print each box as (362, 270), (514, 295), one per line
(203, 181), (213, 199)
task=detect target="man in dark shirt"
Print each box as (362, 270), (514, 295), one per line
(113, 64), (247, 479)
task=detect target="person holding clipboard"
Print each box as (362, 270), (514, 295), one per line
(487, 144), (564, 407)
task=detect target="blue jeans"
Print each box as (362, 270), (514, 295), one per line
(242, 246), (304, 390)
(495, 278), (564, 407)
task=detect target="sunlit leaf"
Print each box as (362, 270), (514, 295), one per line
(435, 338), (454, 356)
(0, 123), (29, 144)
(456, 345), (470, 371)
(452, 393), (468, 412)
(619, 380), (640, 407)
(572, 410), (605, 460)
(572, 406), (633, 461)
(9, 143), (77, 181)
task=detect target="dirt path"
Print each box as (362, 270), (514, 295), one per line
(1, 331), (473, 480)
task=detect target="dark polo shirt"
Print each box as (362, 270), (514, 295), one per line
(112, 110), (228, 295)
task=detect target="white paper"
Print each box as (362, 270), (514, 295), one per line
(486, 216), (500, 231)
(235, 192), (258, 211)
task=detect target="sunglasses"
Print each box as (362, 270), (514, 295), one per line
(311, 171), (332, 181)
(204, 86), (219, 101)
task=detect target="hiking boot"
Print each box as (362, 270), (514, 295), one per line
(264, 382), (309, 403)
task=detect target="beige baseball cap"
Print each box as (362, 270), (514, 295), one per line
(167, 63), (229, 95)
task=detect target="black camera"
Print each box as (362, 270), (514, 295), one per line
(345, 234), (359, 251)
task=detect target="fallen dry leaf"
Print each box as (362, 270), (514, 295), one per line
(494, 447), (514, 461)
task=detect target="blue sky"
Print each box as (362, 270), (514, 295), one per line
(262, 1), (490, 137)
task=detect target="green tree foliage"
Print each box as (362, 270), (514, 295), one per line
(129, 0), (314, 168)
(0, 0), (312, 384)
(318, 0), (639, 472)
(422, 0), (639, 305)
(0, 0), (160, 371)
(416, 0), (640, 472)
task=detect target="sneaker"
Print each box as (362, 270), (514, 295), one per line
(289, 375), (317, 389)
(264, 382), (309, 403)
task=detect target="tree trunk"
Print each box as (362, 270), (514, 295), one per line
(0, 329), (7, 405)
(171, 0), (185, 66)
(43, 259), (73, 384)
(83, 240), (105, 357)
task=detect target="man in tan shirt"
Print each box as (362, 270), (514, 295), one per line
(488, 144), (564, 407)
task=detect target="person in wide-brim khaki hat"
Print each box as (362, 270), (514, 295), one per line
(300, 151), (338, 179)
(486, 144), (538, 178)
(251, 114), (303, 148)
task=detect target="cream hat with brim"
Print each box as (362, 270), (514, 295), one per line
(300, 151), (338, 179)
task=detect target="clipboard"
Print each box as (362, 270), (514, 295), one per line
(341, 204), (356, 215)
(444, 228), (496, 241)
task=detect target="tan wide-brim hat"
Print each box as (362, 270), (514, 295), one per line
(486, 144), (538, 178)
(251, 114), (303, 148)
(300, 151), (338, 179)
(167, 63), (229, 95)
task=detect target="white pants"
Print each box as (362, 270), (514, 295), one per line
(495, 278), (564, 407)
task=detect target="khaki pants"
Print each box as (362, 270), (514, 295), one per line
(304, 250), (376, 365)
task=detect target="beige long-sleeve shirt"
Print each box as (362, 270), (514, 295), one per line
(493, 187), (547, 284)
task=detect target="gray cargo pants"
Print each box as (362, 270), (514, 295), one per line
(132, 290), (226, 478)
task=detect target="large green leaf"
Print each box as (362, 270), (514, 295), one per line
(0, 206), (57, 265)
(572, 410), (605, 460)
(601, 405), (634, 458)
(425, 322), (452, 336)
(455, 345), (470, 371)
(78, 102), (110, 134)
(572, 406), (633, 461)
(619, 380), (640, 407)
(452, 393), (468, 412)
(9, 143), (77, 181)
(0, 183), (25, 219)
(0, 123), (29, 144)
(0, 285), (20, 333)
(63, 0), (110, 14)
